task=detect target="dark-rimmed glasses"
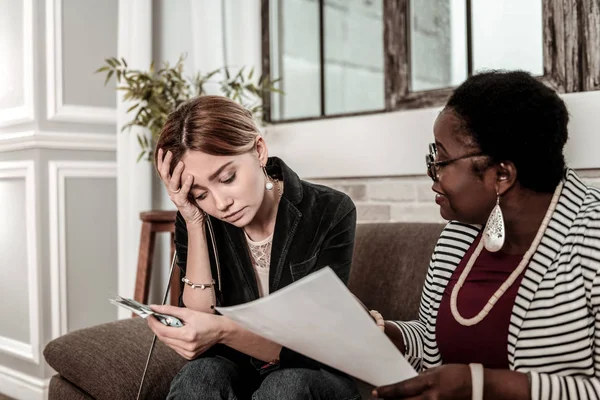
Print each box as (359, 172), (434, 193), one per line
(425, 143), (484, 182)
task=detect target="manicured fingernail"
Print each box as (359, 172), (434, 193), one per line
(372, 390), (378, 397)
(177, 161), (183, 167)
(187, 175), (192, 181)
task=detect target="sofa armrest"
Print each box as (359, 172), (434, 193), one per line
(44, 317), (186, 400)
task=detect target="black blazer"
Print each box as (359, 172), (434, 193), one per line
(174, 156), (357, 371)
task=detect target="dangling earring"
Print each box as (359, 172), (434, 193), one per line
(483, 192), (505, 252)
(262, 166), (274, 190)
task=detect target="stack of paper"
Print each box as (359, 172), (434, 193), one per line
(216, 267), (417, 386)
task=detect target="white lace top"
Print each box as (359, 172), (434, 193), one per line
(244, 232), (272, 297)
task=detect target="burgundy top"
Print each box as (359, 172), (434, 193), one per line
(436, 234), (526, 369)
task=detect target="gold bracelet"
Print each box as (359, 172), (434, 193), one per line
(181, 277), (217, 309)
(181, 277), (215, 289)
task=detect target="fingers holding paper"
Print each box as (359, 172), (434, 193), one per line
(147, 304), (225, 360)
(372, 364), (471, 400)
(369, 310), (385, 332)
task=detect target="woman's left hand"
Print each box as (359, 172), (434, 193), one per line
(370, 310), (385, 332)
(373, 364), (472, 399)
(146, 304), (226, 360)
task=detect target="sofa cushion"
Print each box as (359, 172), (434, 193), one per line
(49, 375), (93, 399)
(349, 222), (444, 321)
(44, 317), (186, 400)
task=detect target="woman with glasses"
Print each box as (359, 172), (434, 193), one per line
(374, 70), (600, 400)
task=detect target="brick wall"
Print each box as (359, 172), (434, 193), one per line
(312, 169), (600, 224)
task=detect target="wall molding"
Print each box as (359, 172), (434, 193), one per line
(0, 365), (50, 400)
(45, 0), (117, 124)
(0, 131), (117, 152)
(0, 161), (40, 364)
(49, 161), (117, 339)
(0, 0), (35, 127)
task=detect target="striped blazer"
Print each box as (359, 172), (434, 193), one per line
(393, 169), (600, 400)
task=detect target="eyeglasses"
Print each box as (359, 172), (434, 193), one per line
(425, 143), (484, 182)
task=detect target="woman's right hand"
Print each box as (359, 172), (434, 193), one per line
(157, 148), (205, 226)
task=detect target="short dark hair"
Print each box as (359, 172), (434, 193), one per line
(445, 70), (569, 193)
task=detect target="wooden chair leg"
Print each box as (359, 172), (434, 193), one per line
(134, 221), (156, 316)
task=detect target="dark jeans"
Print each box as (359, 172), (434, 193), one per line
(167, 356), (361, 400)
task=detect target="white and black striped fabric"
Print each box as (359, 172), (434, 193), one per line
(392, 169), (600, 400)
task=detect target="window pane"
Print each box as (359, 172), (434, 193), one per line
(472, 0), (543, 76)
(324, 0), (384, 115)
(270, 0), (321, 120)
(410, 0), (467, 92)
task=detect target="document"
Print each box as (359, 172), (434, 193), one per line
(216, 267), (417, 387)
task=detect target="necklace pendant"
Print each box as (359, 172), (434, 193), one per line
(483, 203), (505, 252)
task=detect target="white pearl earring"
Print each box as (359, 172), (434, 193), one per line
(262, 166), (274, 190)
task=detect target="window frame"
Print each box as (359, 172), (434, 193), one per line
(261, 0), (600, 124)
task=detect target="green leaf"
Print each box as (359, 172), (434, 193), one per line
(95, 66), (110, 73)
(137, 151), (144, 163)
(121, 57), (128, 68)
(126, 103), (138, 113)
(104, 70), (114, 86)
(248, 66), (254, 80)
(236, 67), (245, 80)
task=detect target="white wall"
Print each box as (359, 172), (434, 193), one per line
(265, 89), (600, 179)
(0, 0), (119, 398)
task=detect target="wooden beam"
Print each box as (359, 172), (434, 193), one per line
(580, 0), (600, 91)
(542, 0), (566, 91)
(261, 0), (272, 123)
(384, 0), (409, 110)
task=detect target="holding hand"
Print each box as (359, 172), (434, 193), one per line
(147, 304), (226, 360)
(157, 148), (205, 226)
(369, 310), (385, 332)
(373, 364), (472, 399)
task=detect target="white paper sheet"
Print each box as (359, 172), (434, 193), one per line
(216, 267), (417, 387)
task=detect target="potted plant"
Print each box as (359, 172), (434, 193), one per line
(96, 54), (281, 161)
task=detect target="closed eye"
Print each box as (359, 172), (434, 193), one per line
(195, 192), (207, 201)
(221, 173), (236, 184)
(192, 172), (236, 201)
